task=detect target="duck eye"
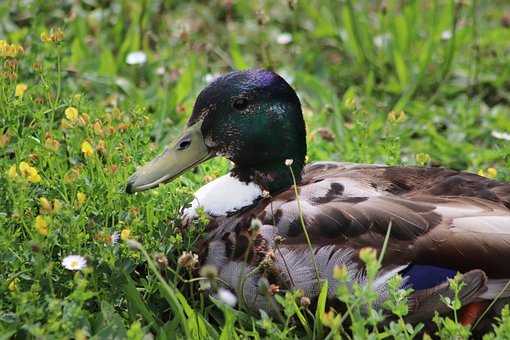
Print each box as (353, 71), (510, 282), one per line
(177, 136), (192, 150)
(233, 98), (248, 111)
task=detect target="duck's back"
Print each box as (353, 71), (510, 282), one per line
(260, 162), (510, 277)
(200, 162), (510, 315)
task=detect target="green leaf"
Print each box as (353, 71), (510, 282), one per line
(91, 302), (128, 339)
(229, 33), (249, 70)
(174, 59), (195, 106)
(118, 25), (140, 65)
(123, 272), (159, 330)
(393, 50), (409, 90)
(314, 279), (328, 339)
(99, 48), (117, 77)
(70, 38), (87, 66)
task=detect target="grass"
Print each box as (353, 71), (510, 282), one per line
(1, 0), (510, 338)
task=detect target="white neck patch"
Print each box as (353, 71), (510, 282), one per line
(181, 173), (262, 223)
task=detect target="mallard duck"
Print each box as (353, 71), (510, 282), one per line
(126, 69), (510, 323)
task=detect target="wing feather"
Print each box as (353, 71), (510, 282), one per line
(255, 163), (510, 277)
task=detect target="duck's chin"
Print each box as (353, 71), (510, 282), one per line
(180, 172), (263, 226)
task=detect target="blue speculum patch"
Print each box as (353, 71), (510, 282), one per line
(400, 264), (457, 290)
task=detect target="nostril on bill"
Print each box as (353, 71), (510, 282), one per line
(177, 135), (192, 150)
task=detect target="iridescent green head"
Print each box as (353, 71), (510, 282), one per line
(126, 69), (306, 194)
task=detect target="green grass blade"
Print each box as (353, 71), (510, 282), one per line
(314, 279), (329, 339)
(123, 272), (160, 329)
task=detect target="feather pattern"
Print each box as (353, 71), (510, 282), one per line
(192, 161), (510, 316)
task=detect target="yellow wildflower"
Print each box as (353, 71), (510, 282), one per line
(39, 197), (52, 214)
(388, 110), (407, 123)
(7, 165), (17, 179)
(97, 139), (107, 155)
(40, 27), (64, 43)
(65, 107), (79, 122)
(44, 135), (60, 151)
(81, 141), (94, 157)
(359, 247), (377, 263)
(487, 167), (498, 179)
(78, 112), (89, 126)
(60, 118), (73, 129)
(18, 162), (41, 183)
(76, 192), (87, 207)
(34, 215), (49, 236)
(93, 120), (103, 135)
(53, 199), (63, 213)
(75, 329), (87, 340)
(51, 28), (64, 42)
(479, 167), (498, 179)
(32, 61), (43, 72)
(40, 32), (51, 43)
(8, 279), (18, 292)
(4, 58), (17, 70)
(0, 40), (23, 58)
(15, 83), (27, 97)
(64, 167), (81, 183)
(321, 310), (341, 329)
(19, 161), (30, 175)
(120, 229), (131, 241)
(333, 264), (349, 281)
(26, 167), (41, 183)
(28, 173), (42, 183)
(112, 107), (123, 119)
(415, 153), (431, 166)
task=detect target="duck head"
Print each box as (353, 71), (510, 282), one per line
(126, 69), (306, 194)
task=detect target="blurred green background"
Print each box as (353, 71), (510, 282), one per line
(1, 0), (509, 169)
(2, 0), (510, 338)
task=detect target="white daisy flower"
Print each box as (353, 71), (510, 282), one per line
(204, 73), (221, 83)
(126, 51), (147, 65)
(276, 32), (292, 45)
(373, 34), (390, 48)
(155, 66), (165, 76)
(62, 255), (87, 271)
(441, 30), (452, 40)
(216, 288), (237, 307)
(492, 130), (510, 141)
